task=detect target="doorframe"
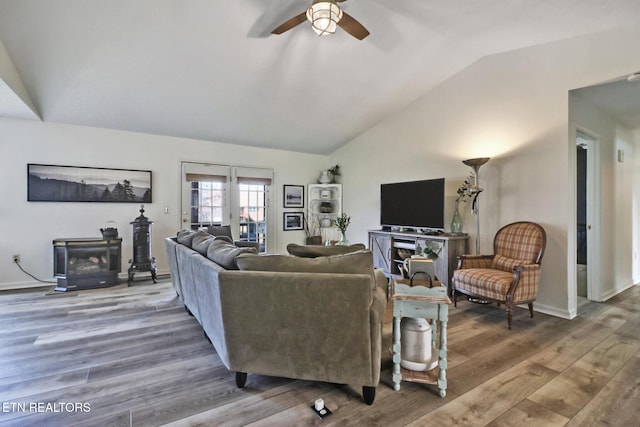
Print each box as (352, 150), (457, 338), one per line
(575, 127), (603, 303)
(179, 161), (275, 253)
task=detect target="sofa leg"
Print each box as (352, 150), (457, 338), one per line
(506, 305), (513, 330)
(362, 386), (375, 405)
(185, 306), (193, 317)
(528, 302), (534, 318)
(235, 372), (247, 388)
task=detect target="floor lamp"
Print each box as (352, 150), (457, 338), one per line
(462, 157), (490, 254)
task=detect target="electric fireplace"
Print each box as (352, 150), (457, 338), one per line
(53, 237), (122, 291)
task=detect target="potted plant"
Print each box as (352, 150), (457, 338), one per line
(335, 212), (351, 246)
(328, 164), (341, 183)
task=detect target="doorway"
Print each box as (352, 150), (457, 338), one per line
(180, 162), (273, 252)
(576, 133), (588, 299)
(575, 130), (601, 303)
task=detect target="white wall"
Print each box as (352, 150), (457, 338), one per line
(331, 24), (640, 318)
(0, 119), (327, 289)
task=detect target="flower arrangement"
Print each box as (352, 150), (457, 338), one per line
(335, 212), (351, 234)
(456, 174), (475, 205)
(328, 165), (341, 183)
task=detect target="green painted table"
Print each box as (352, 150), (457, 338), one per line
(391, 278), (451, 397)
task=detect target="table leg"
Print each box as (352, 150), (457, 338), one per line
(392, 315), (402, 391)
(438, 320), (448, 397)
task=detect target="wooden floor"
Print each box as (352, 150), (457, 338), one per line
(0, 279), (638, 427)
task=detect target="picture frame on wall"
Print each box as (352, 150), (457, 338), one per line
(283, 212), (304, 231)
(283, 185), (304, 208)
(27, 164), (152, 203)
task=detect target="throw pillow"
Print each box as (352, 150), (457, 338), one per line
(207, 238), (257, 270)
(491, 254), (532, 272)
(236, 250), (373, 274)
(207, 225), (234, 240)
(176, 230), (197, 247)
(191, 230), (215, 255)
(286, 243), (366, 258)
(214, 235), (234, 244)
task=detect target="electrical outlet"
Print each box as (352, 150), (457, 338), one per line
(12, 254), (20, 263)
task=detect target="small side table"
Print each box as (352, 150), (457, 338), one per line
(391, 278), (451, 397)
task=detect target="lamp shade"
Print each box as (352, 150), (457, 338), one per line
(306, 1), (343, 36)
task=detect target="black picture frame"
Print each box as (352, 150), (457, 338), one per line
(283, 212), (304, 231)
(27, 164), (152, 203)
(283, 185), (304, 208)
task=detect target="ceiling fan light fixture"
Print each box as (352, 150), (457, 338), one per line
(306, 1), (343, 36)
(627, 72), (640, 82)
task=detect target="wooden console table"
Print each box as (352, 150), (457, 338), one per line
(369, 230), (468, 294)
(391, 278), (450, 397)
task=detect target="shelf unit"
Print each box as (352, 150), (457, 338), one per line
(369, 230), (468, 294)
(308, 184), (342, 243)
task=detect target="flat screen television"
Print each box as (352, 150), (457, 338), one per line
(380, 178), (445, 231)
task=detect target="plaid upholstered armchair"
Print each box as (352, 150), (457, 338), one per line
(451, 221), (547, 329)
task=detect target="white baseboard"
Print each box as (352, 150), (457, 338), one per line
(523, 302), (575, 320)
(0, 269), (170, 292)
(601, 282), (636, 301)
(0, 280), (56, 291)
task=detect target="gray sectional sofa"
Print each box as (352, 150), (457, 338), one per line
(165, 230), (389, 404)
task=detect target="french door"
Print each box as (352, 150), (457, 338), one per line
(181, 162), (273, 252)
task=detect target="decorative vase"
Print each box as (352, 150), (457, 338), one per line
(319, 170), (332, 184)
(336, 232), (349, 246)
(451, 202), (463, 233)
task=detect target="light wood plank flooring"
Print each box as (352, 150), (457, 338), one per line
(0, 279), (638, 426)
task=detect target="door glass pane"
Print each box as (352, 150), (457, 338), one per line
(238, 183), (268, 252)
(189, 181), (225, 230)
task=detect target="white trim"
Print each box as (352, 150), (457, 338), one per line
(580, 128), (603, 302)
(600, 281), (636, 301)
(0, 280), (55, 291)
(0, 269), (172, 291)
(522, 302), (576, 320)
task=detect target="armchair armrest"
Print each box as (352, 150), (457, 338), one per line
(456, 254), (494, 269)
(508, 263), (541, 302)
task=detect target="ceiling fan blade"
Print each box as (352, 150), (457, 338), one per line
(337, 12), (369, 40)
(271, 12), (307, 35)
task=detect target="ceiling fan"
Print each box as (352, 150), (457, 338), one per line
(271, 0), (369, 40)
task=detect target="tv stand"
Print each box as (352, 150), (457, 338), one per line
(368, 230), (468, 294)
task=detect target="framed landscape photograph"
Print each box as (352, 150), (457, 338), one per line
(283, 212), (304, 231)
(283, 185), (304, 208)
(27, 164), (152, 203)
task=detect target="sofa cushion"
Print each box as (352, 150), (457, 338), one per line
(214, 235), (234, 244)
(491, 254), (532, 272)
(286, 243), (366, 258)
(176, 229), (197, 247)
(236, 250), (373, 274)
(208, 225), (233, 239)
(192, 231), (216, 255)
(207, 238), (258, 270)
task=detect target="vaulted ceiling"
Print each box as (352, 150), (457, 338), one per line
(1, 0), (640, 154)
